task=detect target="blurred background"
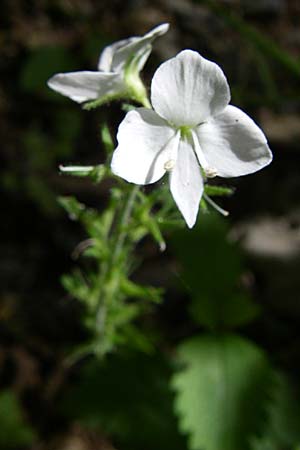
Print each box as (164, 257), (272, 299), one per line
(1, 0), (300, 449)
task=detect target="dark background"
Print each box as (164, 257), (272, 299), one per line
(1, 0), (300, 449)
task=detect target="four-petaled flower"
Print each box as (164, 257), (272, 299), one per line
(47, 23), (169, 107)
(111, 50), (273, 228)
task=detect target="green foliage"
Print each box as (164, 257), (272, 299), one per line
(201, 0), (300, 77)
(171, 213), (259, 330)
(20, 46), (78, 96)
(0, 390), (36, 448)
(62, 351), (188, 450)
(58, 183), (166, 355)
(251, 374), (300, 450)
(83, 91), (127, 110)
(9, 109), (82, 216)
(121, 103), (138, 112)
(204, 185), (234, 197)
(100, 123), (115, 155)
(172, 334), (273, 450)
(58, 195), (86, 221)
(56, 121), (194, 355)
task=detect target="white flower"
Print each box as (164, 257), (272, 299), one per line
(47, 23), (169, 107)
(111, 50), (273, 228)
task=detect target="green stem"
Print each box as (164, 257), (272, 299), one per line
(92, 74), (150, 354)
(112, 185), (139, 263)
(95, 185), (139, 353)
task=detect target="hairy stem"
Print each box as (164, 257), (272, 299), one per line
(95, 185), (139, 354)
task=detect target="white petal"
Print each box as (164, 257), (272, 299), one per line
(111, 108), (177, 184)
(143, 23), (170, 39)
(195, 105), (273, 178)
(151, 50), (230, 127)
(98, 38), (138, 71)
(47, 71), (125, 103)
(106, 23), (169, 73)
(170, 137), (204, 228)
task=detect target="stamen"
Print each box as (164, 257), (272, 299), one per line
(203, 193), (229, 217)
(205, 167), (218, 178)
(164, 159), (175, 171)
(191, 131), (218, 178)
(145, 131), (180, 183)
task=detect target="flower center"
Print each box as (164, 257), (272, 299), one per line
(179, 125), (191, 138)
(177, 127), (217, 177)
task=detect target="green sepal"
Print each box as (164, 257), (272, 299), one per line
(121, 103), (137, 112)
(82, 90), (128, 110)
(204, 184), (234, 197)
(59, 164), (107, 183)
(100, 123), (114, 155)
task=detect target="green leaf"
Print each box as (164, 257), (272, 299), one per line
(0, 390), (35, 448)
(20, 46), (77, 95)
(61, 270), (90, 303)
(57, 195), (85, 220)
(172, 334), (272, 450)
(100, 123), (115, 155)
(144, 217), (166, 251)
(251, 373), (300, 450)
(121, 277), (163, 303)
(171, 214), (259, 330)
(61, 352), (188, 450)
(190, 292), (260, 330)
(26, 176), (58, 215)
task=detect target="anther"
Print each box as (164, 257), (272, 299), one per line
(164, 159), (175, 171)
(205, 167), (218, 178)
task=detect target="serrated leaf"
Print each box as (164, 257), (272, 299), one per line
(171, 214), (259, 330)
(172, 334), (272, 450)
(189, 292), (260, 330)
(61, 352), (188, 450)
(251, 373), (300, 450)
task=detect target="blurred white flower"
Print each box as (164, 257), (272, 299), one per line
(47, 23), (169, 106)
(111, 50), (273, 228)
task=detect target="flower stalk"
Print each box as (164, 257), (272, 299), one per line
(94, 185), (139, 355)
